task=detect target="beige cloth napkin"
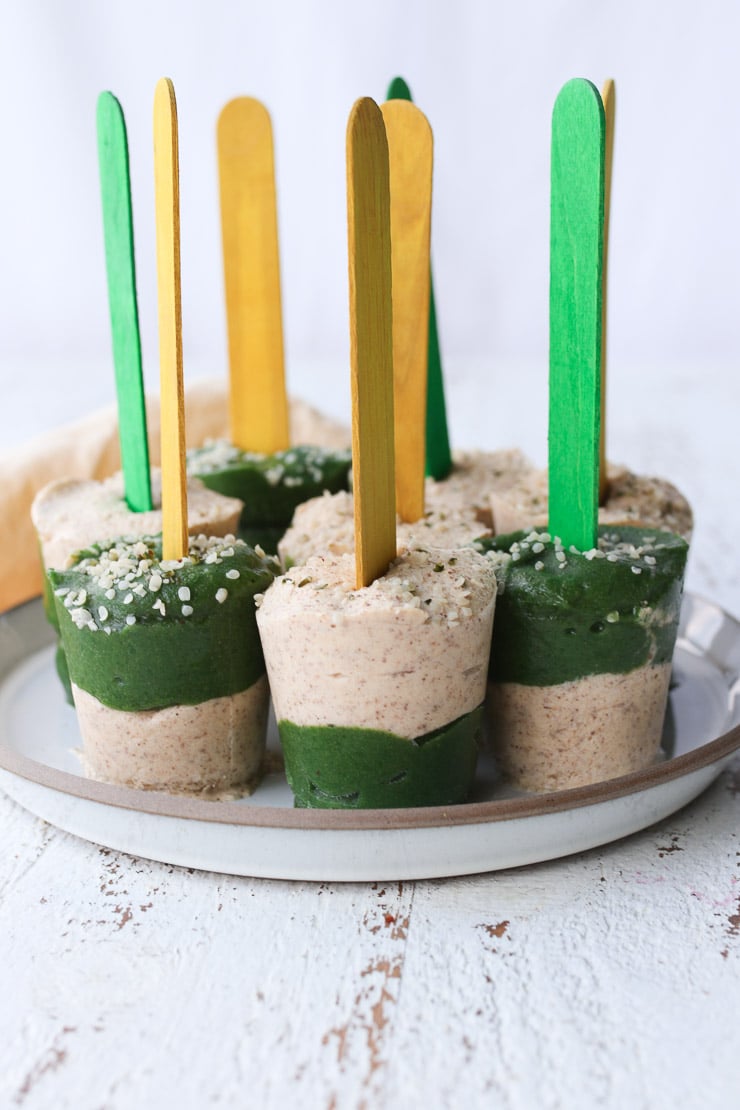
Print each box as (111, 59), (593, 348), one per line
(0, 379), (350, 614)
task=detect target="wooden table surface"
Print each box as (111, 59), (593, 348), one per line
(1, 360), (738, 1109)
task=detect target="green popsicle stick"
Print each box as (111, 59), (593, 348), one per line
(548, 78), (605, 551)
(385, 76), (452, 480)
(425, 287), (451, 479)
(96, 91), (152, 512)
(386, 75), (412, 101)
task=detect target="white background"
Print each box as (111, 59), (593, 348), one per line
(1, 2), (737, 420)
(1, 1), (739, 613)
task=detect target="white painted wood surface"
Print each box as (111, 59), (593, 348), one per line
(0, 771), (738, 1109)
(1, 359), (739, 1108)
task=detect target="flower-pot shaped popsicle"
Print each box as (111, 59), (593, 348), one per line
(51, 533), (277, 792)
(258, 97), (496, 808)
(257, 545), (496, 808)
(482, 525), (688, 790)
(50, 79), (278, 795)
(485, 79), (689, 791)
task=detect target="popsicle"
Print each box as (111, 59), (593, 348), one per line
(482, 80), (689, 792)
(33, 91), (242, 700)
(257, 98), (497, 809)
(50, 79), (278, 794)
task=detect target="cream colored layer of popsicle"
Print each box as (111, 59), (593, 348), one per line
(32, 468), (243, 570)
(73, 675), (269, 794)
(277, 489), (489, 569)
(490, 463), (693, 539)
(426, 448), (535, 529)
(487, 662), (671, 792)
(256, 546), (497, 739)
(287, 398), (351, 451)
(277, 448), (535, 567)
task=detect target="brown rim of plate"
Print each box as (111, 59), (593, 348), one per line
(1, 722), (738, 833)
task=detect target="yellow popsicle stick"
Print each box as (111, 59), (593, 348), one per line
(380, 99), (433, 523)
(347, 97), (396, 589)
(599, 77), (615, 503)
(153, 77), (188, 561)
(218, 97), (289, 453)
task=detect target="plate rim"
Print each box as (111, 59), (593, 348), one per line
(1, 592), (739, 833)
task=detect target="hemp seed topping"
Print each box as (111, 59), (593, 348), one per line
(50, 534), (278, 634)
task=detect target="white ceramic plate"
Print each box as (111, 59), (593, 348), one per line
(0, 594), (738, 881)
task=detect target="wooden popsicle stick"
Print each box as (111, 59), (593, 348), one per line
(548, 78), (605, 551)
(599, 78), (615, 504)
(385, 76), (452, 481)
(96, 92), (153, 512)
(218, 97), (289, 453)
(381, 99), (432, 523)
(346, 97), (396, 588)
(153, 77), (188, 561)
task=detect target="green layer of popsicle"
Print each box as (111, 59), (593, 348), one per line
(187, 443), (352, 536)
(279, 707), (482, 809)
(50, 534), (277, 711)
(478, 525), (688, 686)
